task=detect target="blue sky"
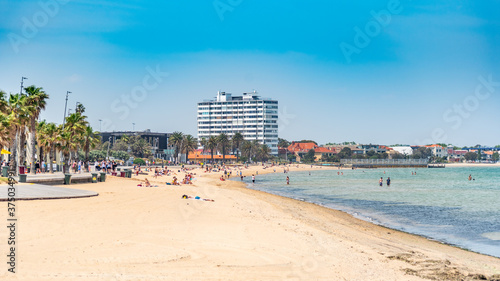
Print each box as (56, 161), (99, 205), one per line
(1, 0), (499, 146)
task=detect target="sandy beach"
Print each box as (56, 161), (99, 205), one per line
(1, 164), (500, 280)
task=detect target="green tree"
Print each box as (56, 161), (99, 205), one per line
(38, 122), (58, 173)
(82, 125), (101, 170)
(492, 152), (499, 162)
(207, 136), (218, 163)
(133, 158), (146, 165)
(338, 147), (352, 159)
(391, 152), (405, 159)
(129, 136), (152, 158)
(464, 152), (478, 161)
(169, 131), (184, 163)
(7, 93), (31, 175)
(60, 112), (88, 172)
(182, 134), (197, 162)
(256, 144), (271, 162)
(217, 133), (230, 162)
(232, 132), (244, 161)
(412, 147), (432, 159)
(303, 149), (316, 163)
(278, 138), (290, 148)
(24, 85), (49, 174)
(112, 150), (131, 161)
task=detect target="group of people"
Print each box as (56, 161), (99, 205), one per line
(379, 177), (391, 186)
(94, 160), (118, 173)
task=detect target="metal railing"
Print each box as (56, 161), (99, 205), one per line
(341, 159), (429, 165)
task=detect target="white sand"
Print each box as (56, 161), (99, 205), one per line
(1, 164), (499, 280)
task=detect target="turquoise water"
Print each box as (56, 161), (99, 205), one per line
(239, 166), (500, 258)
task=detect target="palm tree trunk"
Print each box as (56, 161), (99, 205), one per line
(63, 151), (70, 174)
(9, 133), (18, 176)
(19, 130), (26, 169)
(48, 147), (53, 173)
(29, 120), (37, 174)
(85, 147), (89, 172)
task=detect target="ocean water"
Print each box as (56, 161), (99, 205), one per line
(238, 166), (500, 258)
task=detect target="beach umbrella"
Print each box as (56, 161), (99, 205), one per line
(1, 149), (11, 154)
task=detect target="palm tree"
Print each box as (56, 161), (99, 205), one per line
(0, 112), (11, 149)
(257, 144), (271, 162)
(207, 136), (217, 163)
(232, 132), (244, 162)
(61, 112), (88, 172)
(36, 120), (47, 167)
(38, 122), (58, 173)
(0, 91), (11, 149)
(82, 125), (100, 171)
(7, 93), (30, 175)
(217, 133), (230, 163)
(241, 140), (252, 161)
(75, 103), (85, 114)
(182, 135), (197, 162)
(25, 85), (49, 174)
(169, 131), (184, 164)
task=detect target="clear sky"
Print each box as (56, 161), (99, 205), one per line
(1, 0), (499, 147)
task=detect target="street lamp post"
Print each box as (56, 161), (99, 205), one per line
(98, 119), (102, 132)
(62, 91), (71, 129)
(20, 77), (27, 95)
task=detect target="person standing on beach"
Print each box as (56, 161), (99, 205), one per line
(286, 176), (290, 185)
(252, 174), (255, 183)
(379, 177), (383, 187)
(386, 177), (391, 186)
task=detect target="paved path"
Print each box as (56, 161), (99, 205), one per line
(0, 183), (98, 201)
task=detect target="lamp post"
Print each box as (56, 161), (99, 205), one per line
(20, 76), (27, 94)
(62, 91), (71, 129)
(98, 119), (102, 132)
(132, 123), (135, 131)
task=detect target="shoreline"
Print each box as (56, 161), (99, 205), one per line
(2, 164), (499, 280)
(236, 165), (500, 259)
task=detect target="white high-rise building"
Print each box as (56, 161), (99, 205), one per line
(197, 91), (279, 156)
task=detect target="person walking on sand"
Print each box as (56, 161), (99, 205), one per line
(379, 177), (383, 187)
(286, 176), (290, 185)
(386, 177), (391, 187)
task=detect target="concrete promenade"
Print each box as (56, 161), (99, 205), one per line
(0, 183), (98, 201)
(15, 172), (95, 185)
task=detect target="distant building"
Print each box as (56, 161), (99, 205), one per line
(197, 91), (279, 155)
(287, 142), (336, 161)
(447, 148), (467, 162)
(425, 144), (448, 158)
(98, 130), (174, 160)
(390, 146), (413, 156)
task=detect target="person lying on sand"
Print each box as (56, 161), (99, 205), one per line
(137, 178), (158, 187)
(172, 177), (180, 185)
(181, 194), (214, 202)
